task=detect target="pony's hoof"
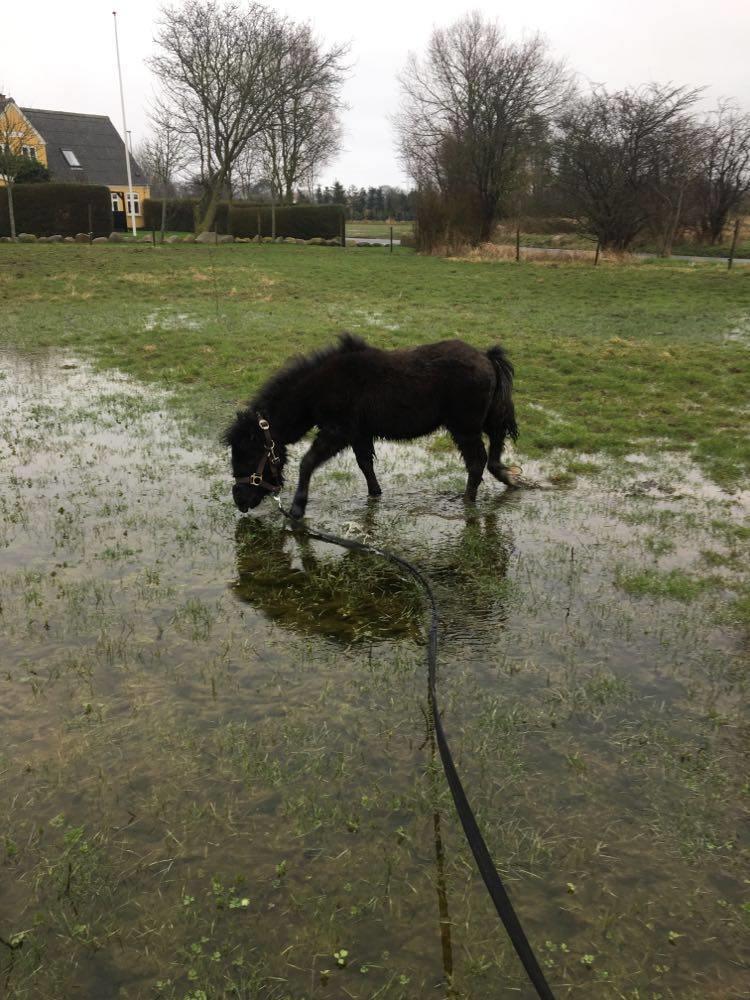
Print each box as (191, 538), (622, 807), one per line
(498, 465), (524, 487)
(290, 501), (306, 520)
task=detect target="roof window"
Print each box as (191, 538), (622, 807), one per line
(61, 148), (81, 168)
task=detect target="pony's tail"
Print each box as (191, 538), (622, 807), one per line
(486, 346), (518, 441)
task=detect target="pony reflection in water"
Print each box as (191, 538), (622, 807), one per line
(230, 506), (512, 645)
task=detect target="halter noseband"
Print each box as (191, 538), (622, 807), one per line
(234, 415), (282, 494)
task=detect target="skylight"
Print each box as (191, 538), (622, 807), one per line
(61, 148), (81, 167)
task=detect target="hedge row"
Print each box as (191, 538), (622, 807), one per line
(142, 197), (197, 232)
(228, 204), (344, 240)
(0, 183), (111, 237)
(142, 198), (344, 240)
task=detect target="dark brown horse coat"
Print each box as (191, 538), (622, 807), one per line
(225, 335), (518, 517)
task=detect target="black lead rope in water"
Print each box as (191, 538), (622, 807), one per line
(274, 500), (556, 1000)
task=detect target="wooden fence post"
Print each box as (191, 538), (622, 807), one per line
(515, 224), (521, 262)
(728, 218), (741, 270)
(594, 239), (601, 267)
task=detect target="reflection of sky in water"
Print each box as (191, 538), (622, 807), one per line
(1, 349), (748, 999)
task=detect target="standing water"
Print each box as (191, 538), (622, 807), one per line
(1, 350), (748, 998)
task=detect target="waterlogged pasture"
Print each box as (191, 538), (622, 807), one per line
(1, 350), (748, 1000)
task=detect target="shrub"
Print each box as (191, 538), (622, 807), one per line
(142, 197), (198, 232)
(0, 183), (111, 237)
(228, 203), (344, 240)
(413, 185), (484, 253)
(14, 161), (51, 184)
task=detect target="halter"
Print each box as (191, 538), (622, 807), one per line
(234, 415), (282, 494)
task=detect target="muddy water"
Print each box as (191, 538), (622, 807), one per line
(1, 350), (748, 1000)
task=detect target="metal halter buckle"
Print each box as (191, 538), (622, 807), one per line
(258, 418), (270, 430)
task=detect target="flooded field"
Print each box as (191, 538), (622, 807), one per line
(1, 349), (748, 999)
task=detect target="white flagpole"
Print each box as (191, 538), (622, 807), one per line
(112, 11), (137, 237)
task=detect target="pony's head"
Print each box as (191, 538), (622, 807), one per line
(222, 411), (287, 513)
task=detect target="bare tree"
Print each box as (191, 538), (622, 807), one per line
(257, 23), (346, 203)
(395, 13), (570, 243)
(0, 101), (41, 239)
(556, 84), (701, 250)
(136, 113), (189, 240)
(231, 147), (268, 201)
(150, 2), (348, 231)
(643, 116), (704, 256)
(694, 103), (750, 244)
(150, 1), (296, 232)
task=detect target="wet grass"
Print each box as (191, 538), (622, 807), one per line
(1, 241), (749, 999)
(615, 566), (720, 601)
(1, 243), (749, 486)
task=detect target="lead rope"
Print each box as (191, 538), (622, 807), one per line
(272, 496), (556, 999)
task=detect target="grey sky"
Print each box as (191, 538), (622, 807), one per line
(3, 0), (748, 189)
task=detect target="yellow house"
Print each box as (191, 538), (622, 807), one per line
(0, 95), (150, 229)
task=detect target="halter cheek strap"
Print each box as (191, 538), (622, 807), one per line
(234, 416), (282, 494)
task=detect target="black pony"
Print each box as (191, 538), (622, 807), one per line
(224, 335), (518, 518)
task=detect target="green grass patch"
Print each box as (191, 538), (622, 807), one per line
(724, 589), (750, 628)
(346, 221), (413, 239)
(1, 243), (748, 485)
(616, 567), (719, 601)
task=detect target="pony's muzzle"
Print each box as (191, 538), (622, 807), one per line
(233, 482), (263, 512)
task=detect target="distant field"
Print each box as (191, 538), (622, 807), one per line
(346, 220), (413, 239)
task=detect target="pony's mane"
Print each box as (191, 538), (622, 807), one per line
(250, 332), (368, 414)
(222, 334), (368, 446)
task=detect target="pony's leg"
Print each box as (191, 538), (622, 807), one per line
(290, 430), (346, 519)
(485, 411), (516, 487)
(353, 438), (382, 497)
(450, 432), (488, 502)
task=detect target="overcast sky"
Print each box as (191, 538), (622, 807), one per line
(2, 0), (748, 189)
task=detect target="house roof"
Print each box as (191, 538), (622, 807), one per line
(20, 107), (147, 187)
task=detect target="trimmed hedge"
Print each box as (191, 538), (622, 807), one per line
(228, 203), (344, 240)
(0, 183), (111, 237)
(139, 198), (345, 241)
(143, 197), (225, 233)
(142, 197), (197, 233)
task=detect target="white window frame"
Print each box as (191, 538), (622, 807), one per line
(21, 145), (37, 159)
(111, 192), (122, 212)
(125, 192), (141, 217)
(61, 148), (81, 168)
